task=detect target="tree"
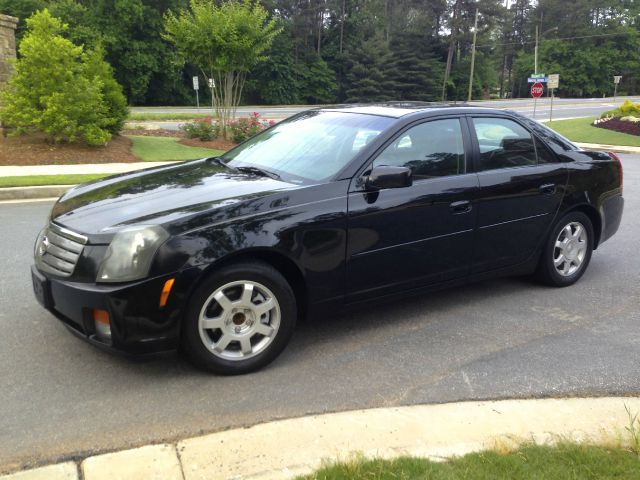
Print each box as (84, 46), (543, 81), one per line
(244, 30), (302, 105)
(343, 35), (393, 102)
(0, 9), (128, 145)
(164, 0), (281, 136)
(384, 33), (444, 102)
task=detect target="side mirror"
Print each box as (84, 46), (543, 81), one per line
(365, 165), (413, 190)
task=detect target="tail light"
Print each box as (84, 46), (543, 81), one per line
(609, 151), (623, 194)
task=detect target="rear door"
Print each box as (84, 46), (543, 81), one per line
(468, 115), (568, 273)
(346, 117), (479, 301)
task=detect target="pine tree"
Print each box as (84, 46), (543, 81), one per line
(343, 35), (393, 102)
(384, 33), (444, 101)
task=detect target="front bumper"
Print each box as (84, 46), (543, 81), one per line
(31, 264), (201, 355)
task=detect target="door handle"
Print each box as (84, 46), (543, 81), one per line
(539, 183), (556, 195)
(450, 200), (472, 214)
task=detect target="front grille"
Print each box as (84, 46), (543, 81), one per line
(35, 223), (88, 277)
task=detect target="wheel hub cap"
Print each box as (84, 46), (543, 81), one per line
(553, 221), (587, 277)
(198, 281), (281, 361)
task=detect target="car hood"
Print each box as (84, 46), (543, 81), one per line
(50, 160), (299, 239)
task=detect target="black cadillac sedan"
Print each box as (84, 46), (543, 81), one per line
(32, 104), (624, 374)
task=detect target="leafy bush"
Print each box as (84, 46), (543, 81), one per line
(0, 10), (127, 146)
(84, 46), (129, 134)
(600, 99), (640, 119)
(180, 116), (219, 141)
(229, 113), (275, 143)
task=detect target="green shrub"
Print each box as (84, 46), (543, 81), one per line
(601, 99), (640, 119)
(84, 46), (129, 134)
(180, 116), (219, 141)
(0, 9), (127, 146)
(229, 113), (275, 143)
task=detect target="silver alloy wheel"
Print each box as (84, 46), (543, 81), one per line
(198, 280), (281, 360)
(553, 221), (588, 277)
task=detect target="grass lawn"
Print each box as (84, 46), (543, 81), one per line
(128, 112), (210, 121)
(298, 443), (640, 480)
(546, 117), (640, 147)
(0, 174), (109, 188)
(128, 135), (223, 161)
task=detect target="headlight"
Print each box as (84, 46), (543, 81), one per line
(97, 225), (169, 283)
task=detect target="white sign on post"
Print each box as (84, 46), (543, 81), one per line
(208, 78), (215, 88)
(192, 76), (199, 90)
(548, 74), (559, 89)
(614, 76), (622, 84)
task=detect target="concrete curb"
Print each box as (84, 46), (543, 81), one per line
(2, 397), (639, 480)
(0, 185), (71, 201)
(575, 142), (640, 154)
(0, 161), (181, 201)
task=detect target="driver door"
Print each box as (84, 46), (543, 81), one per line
(346, 117), (479, 302)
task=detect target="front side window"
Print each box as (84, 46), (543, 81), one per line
(222, 111), (394, 184)
(472, 117), (536, 170)
(373, 119), (466, 179)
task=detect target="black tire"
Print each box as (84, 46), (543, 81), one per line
(537, 211), (594, 287)
(182, 261), (297, 375)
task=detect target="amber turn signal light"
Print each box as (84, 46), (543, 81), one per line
(159, 278), (175, 308)
(93, 309), (110, 324)
(93, 309), (111, 340)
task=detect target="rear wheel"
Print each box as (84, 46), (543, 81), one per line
(537, 211), (594, 287)
(182, 261), (297, 374)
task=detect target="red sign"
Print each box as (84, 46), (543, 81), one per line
(531, 82), (544, 98)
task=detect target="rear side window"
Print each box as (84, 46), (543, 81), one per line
(472, 117), (536, 170)
(373, 118), (465, 179)
(535, 136), (557, 163)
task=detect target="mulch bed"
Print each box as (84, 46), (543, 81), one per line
(0, 134), (139, 166)
(179, 137), (237, 151)
(594, 118), (640, 136)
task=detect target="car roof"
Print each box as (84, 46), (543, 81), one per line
(318, 102), (511, 119)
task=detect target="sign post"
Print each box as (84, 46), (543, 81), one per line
(531, 81), (544, 117)
(208, 78), (215, 111)
(547, 74), (559, 122)
(528, 74), (546, 118)
(614, 75), (622, 101)
(192, 76), (200, 111)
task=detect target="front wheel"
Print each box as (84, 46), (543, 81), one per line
(182, 261), (297, 374)
(537, 211), (594, 287)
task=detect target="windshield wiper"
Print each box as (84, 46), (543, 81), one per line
(207, 156), (230, 169)
(235, 166), (281, 180)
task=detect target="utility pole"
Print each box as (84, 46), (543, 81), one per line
(467, 8), (479, 102)
(534, 24), (538, 74)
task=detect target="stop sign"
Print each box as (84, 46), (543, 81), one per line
(531, 82), (544, 98)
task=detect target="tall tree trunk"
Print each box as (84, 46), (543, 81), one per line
(442, 0), (460, 101)
(317, 3), (322, 55)
(339, 0), (345, 55)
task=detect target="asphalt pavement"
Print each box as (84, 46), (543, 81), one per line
(1, 156), (639, 472)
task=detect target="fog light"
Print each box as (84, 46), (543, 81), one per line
(93, 309), (111, 340)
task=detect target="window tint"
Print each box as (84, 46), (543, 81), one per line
(374, 119), (465, 179)
(473, 118), (536, 170)
(223, 111), (393, 183)
(535, 136), (557, 163)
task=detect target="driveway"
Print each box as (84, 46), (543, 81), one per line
(1, 155), (638, 472)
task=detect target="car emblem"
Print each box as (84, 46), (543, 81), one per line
(39, 236), (50, 256)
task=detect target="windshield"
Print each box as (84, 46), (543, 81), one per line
(221, 111), (394, 183)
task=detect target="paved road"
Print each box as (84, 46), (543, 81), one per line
(131, 96), (640, 127)
(1, 156), (639, 472)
